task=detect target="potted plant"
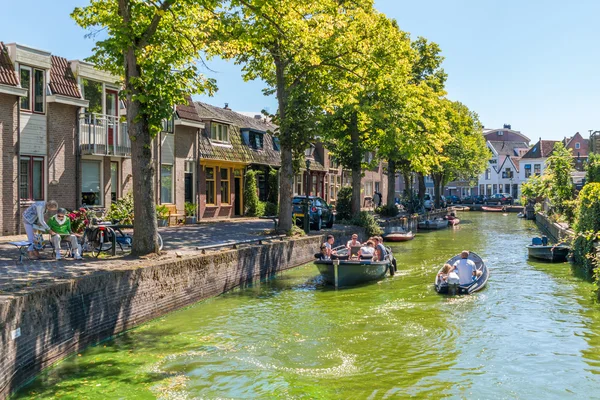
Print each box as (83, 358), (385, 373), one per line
(156, 204), (169, 227)
(184, 202), (197, 224)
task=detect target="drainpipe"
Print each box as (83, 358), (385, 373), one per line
(75, 110), (81, 207)
(16, 99), (21, 235)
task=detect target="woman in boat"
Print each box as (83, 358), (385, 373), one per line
(437, 263), (453, 282)
(346, 234), (361, 249)
(358, 240), (375, 259)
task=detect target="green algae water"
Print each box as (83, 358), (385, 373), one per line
(12, 213), (600, 399)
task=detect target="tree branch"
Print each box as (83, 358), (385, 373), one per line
(137, 0), (175, 48)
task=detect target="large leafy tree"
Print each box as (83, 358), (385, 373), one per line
(546, 142), (575, 220)
(72, 0), (218, 255)
(213, 0), (374, 232)
(430, 100), (490, 208)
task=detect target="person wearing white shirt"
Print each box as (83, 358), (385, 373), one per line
(452, 250), (477, 285)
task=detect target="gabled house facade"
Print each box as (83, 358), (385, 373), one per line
(562, 132), (589, 171)
(517, 139), (559, 185)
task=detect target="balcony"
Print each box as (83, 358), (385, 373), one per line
(79, 113), (131, 157)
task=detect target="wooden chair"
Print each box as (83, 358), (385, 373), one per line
(166, 204), (184, 226)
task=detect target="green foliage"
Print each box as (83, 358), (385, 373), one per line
(244, 170), (261, 217)
(287, 224), (306, 237)
(106, 194), (134, 224)
(336, 186), (353, 221)
(585, 153), (600, 184)
(68, 208), (97, 234)
(155, 204), (169, 220)
(520, 174), (548, 203)
(573, 183), (600, 273)
(267, 168), (279, 206)
(352, 212), (383, 238)
(546, 142), (574, 222)
(265, 202), (278, 217)
(376, 204), (399, 217)
(184, 202), (197, 217)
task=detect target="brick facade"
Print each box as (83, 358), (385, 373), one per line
(174, 126), (197, 214)
(0, 95), (18, 235)
(46, 103), (78, 210)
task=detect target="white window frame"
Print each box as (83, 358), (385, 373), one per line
(210, 123), (229, 143)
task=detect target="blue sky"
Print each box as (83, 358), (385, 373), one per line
(1, 0), (598, 141)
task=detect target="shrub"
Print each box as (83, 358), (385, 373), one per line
(573, 183), (600, 274)
(244, 170), (261, 216)
(352, 211), (383, 238)
(68, 208), (97, 234)
(184, 202), (197, 217)
(336, 186), (353, 220)
(257, 201), (266, 217)
(376, 204), (399, 217)
(156, 204), (169, 220)
(267, 168), (279, 206)
(265, 201), (278, 216)
(106, 194), (134, 224)
(585, 153), (600, 184)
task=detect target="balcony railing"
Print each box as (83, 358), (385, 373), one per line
(79, 113), (131, 157)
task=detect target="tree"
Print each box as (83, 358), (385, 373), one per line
(213, 0), (374, 232)
(72, 0), (217, 255)
(546, 142), (575, 220)
(585, 153), (600, 184)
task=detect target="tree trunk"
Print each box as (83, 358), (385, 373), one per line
(387, 159), (396, 207)
(274, 57), (293, 233)
(417, 173), (426, 204)
(433, 173), (442, 209)
(350, 111), (361, 215)
(124, 46), (159, 255)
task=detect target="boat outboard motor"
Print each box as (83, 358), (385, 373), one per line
(541, 236), (549, 246)
(447, 271), (460, 295)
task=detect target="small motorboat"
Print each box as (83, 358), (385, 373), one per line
(383, 231), (415, 242)
(526, 237), (570, 262)
(314, 246), (397, 288)
(481, 206), (505, 212)
(418, 218), (448, 230)
(517, 212), (525, 218)
(435, 252), (489, 295)
(452, 206), (470, 211)
(444, 215), (460, 226)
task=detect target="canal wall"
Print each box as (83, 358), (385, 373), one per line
(0, 228), (358, 399)
(535, 212), (574, 242)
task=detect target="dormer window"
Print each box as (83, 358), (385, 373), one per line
(210, 123), (229, 142)
(19, 65), (45, 113)
(273, 137), (280, 151)
(249, 131), (264, 150)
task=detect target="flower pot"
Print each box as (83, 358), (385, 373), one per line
(185, 216), (197, 225)
(158, 218), (168, 227)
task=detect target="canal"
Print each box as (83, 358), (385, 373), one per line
(12, 212), (600, 399)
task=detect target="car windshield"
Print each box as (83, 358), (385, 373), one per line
(292, 198), (307, 204)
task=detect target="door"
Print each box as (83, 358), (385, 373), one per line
(184, 173), (193, 203)
(106, 90), (118, 149)
(234, 177), (242, 216)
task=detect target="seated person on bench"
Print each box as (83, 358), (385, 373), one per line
(358, 240), (375, 259)
(48, 208), (83, 260)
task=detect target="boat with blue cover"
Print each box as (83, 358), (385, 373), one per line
(526, 236), (570, 262)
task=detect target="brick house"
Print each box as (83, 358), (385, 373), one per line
(561, 132), (589, 171)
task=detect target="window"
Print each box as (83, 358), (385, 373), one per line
(498, 131), (504, 136)
(111, 162), (119, 203)
(485, 169), (491, 180)
(534, 164), (541, 176)
(20, 156), (44, 201)
(220, 168), (230, 204)
(161, 164), (173, 203)
(82, 160), (101, 206)
(210, 123), (229, 142)
(295, 174), (303, 195)
(486, 184), (492, 196)
(364, 181), (373, 197)
(479, 184), (484, 195)
(524, 164), (532, 178)
(329, 155), (339, 169)
(375, 182), (380, 193)
(575, 142), (581, 149)
(505, 184), (511, 193)
(273, 138), (280, 151)
(249, 131), (264, 149)
(206, 167), (215, 204)
(493, 184), (497, 194)
(82, 78), (103, 114)
(19, 66), (45, 113)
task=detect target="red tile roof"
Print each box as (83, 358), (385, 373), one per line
(0, 42), (19, 87)
(521, 140), (559, 159)
(49, 55), (81, 98)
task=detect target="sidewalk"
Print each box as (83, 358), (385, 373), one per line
(0, 219), (279, 294)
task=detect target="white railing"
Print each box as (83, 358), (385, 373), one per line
(79, 113), (131, 157)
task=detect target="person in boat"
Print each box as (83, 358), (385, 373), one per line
(358, 240), (375, 259)
(346, 234), (361, 249)
(322, 235), (336, 258)
(452, 250), (477, 285)
(437, 263), (452, 282)
(373, 236), (387, 261)
(317, 243), (330, 260)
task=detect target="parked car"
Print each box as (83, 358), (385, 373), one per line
(462, 195), (486, 204)
(424, 194), (447, 210)
(292, 196), (334, 230)
(446, 195), (461, 205)
(485, 193), (513, 205)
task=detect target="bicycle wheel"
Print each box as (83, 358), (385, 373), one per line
(157, 233), (164, 251)
(90, 227), (114, 258)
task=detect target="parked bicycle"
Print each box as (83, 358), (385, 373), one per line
(112, 222), (164, 254)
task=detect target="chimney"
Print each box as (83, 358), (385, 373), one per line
(224, 103), (230, 110)
(254, 114), (262, 120)
(503, 123), (511, 129)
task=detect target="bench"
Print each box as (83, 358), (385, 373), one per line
(8, 241), (32, 263)
(9, 234), (75, 262)
(259, 215), (279, 230)
(166, 204), (184, 226)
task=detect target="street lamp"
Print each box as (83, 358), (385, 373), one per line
(304, 145), (315, 234)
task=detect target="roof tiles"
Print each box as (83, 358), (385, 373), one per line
(0, 42), (19, 87)
(176, 96), (203, 122)
(49, 56), (81, 98)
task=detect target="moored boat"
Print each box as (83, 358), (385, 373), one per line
(418, 218), (448, 230)
(314, 246), (396, 288)
(383, 231), (415, 242)
(526, 237), (570, 262)
(435, 252), (489, 295)
(445, 215), (460, 226)
(481, 206), (505, 212)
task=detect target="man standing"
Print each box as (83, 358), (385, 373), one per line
(452, 250), (476, 285)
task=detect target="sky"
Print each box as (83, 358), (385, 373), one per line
(1, 0), (598, 142)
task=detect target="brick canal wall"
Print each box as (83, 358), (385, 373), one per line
(0, 228), (357, 399)
(535, 212), (574, 242)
